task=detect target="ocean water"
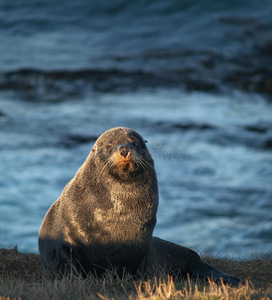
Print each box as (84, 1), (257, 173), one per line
(0, 0), (272, 259)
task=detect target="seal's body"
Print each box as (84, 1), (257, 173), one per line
(39, 127), (244, 286)
(39, 127), (158, 277)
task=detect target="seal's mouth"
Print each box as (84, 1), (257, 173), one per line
(116, 158), (137, 172)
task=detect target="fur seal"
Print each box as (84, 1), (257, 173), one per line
(39, 127), (158, 277)
(39, 127), (244, 286)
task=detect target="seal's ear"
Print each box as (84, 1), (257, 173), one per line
(92, 145), (97, 152)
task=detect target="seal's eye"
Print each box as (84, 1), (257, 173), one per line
(129, 138), (138, 147)
(105, 144), (113, 152)
(144, 140), (148, 143)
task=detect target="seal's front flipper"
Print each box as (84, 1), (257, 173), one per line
(192, 260), (245, 286)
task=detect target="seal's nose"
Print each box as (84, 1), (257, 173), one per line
(118, 145), (130, 158)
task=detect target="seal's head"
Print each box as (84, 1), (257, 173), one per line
(92, 127), (154, 181)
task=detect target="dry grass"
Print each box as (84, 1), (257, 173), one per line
(0, 246), (272, 300)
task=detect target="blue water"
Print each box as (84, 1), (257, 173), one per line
(0, 0), (272, 259)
